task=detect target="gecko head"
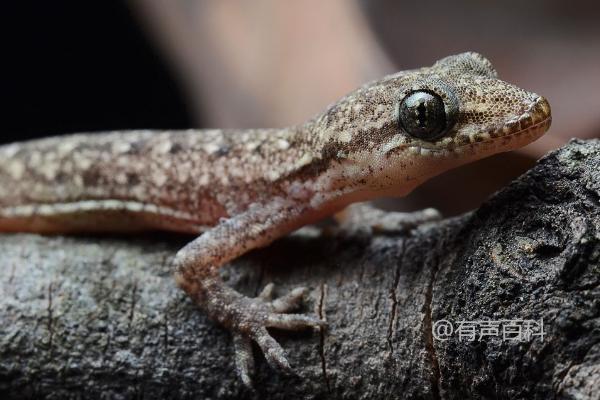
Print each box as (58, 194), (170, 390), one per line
(311, 52), (551, 194)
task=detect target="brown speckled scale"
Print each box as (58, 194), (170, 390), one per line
(0, 53), (551, 386)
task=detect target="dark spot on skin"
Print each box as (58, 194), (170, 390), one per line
(82, 169), (102, 187)
(216, 146), (230, 157)
(54, 171), (68, 183)
(457, 136), (471, 146)
(127, 173), (140, 186)
(126, 141), (144, 155)
(169, 143), (183, 154)
(284, 155), (333, 183)
(253, 142), (266, 156)
(321, 142), (339, 160)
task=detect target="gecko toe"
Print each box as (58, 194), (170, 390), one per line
(233, 334), (255, 388)
(258, 282), (275, 301)
(371, 207), (444, 233)
(266, 313), (326, 330)
(422, 207), (442, 220)
(253, 328), (293, 373)
(271, 286), (308, 312)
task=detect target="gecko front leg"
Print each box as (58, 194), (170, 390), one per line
(173, 201), (325, 386)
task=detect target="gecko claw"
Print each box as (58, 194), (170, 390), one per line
(257, 282), (275, 300)
(271, 286), (308, 312)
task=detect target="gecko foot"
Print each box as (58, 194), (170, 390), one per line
(226, 283), (326, 387)
(336, 203), (442, 234)
(369, 207), (442, 233)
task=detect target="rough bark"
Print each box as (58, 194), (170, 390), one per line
(0, 139), (598, 400)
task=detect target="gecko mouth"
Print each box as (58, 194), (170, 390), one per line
(472, 95), (552, 148)
(455, 113), (551, 153)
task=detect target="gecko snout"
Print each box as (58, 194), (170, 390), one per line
(529, 96), (552, 126)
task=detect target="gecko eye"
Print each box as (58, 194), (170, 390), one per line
(398, 91), (448, 141)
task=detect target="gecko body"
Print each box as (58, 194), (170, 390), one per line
(0, 53), (551, 385)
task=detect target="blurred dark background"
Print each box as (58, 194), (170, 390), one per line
(1, 2), (192, 142)
(2, 1), (599, 215)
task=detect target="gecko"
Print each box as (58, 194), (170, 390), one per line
(0, 52), (551, 385)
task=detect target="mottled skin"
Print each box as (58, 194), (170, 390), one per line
(0, 53), (551, 385)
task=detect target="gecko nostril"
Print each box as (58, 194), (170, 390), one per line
(522, 96), (552, 126)
(533, 96), (552, 121)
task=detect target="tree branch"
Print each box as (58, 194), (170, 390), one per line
(1, 139), (598, 399)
